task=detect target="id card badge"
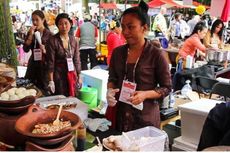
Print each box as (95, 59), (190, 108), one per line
(67, 58), (74, 71)
(119, 80), (136, 105)
(33, 49), (42, 61)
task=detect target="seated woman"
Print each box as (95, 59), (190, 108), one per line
(203, 19), (224, 49)
(176, 21), (208, 66)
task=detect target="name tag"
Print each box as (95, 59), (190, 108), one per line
(119, 80), (136, 104)
(33, 49), (42, 61)
(67, 58), (74, 71)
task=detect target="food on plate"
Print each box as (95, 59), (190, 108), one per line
(1, 92), (9, 100)
(32, 120), (71, 134)
(0, 76), (7, 84)
(46, 103), (77, 110)
(104, 135), (157, 151)
(0, 87), (37, 101)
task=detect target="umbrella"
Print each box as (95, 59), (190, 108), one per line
(221, 0), (230, 22)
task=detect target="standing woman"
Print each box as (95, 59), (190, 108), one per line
(176, 21), (208, 64)
(46, 13), (81, 97)
(106, 0), (172, 131)
(203, 19), (224, 49)
(23, 10), (53, 92)
(106, 20), (125, 66)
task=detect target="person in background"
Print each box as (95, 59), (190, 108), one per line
(75, 14), (98, 70)
(23, 10), (53, 93)
(152, 7), (167, 37)
(203, 19), (224, 49)
(187, 15), (200, 36)
(106, 20), (125, 66)
(168, 13), (190, 40)
(47, 9), (56, 33)
(106, 0), (172, 131)
(46, 13), (81, 96)
(176, 21), (208, 64)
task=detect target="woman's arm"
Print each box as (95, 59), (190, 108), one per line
(203, 31), (213, 48)
(46, 37), (55, 81)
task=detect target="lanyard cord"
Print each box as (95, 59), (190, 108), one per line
(124, 48), (142, 83)
(61, 36), (73, 58)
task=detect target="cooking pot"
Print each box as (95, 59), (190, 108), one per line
(0, 112), (27, 146)
(25, 135), (74, 151)
(0, 103), (34, 115)
(0, 96), (35, 108)
(206, 49), (227, 63)
(29, 131), (73, 146)
(15, 104), (81, 139)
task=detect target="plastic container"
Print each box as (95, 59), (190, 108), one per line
(79, 87), (98, 109)
(125, 126), (168, 151)
(181, 80), (192, 97)
(169, 89), (175, 108)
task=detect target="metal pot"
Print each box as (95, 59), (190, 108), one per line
(206, 49), (227, 63)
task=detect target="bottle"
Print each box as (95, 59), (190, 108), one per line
(75, 124), (86, 151)
(169, 89), (175, 108)
(181, 80), (192, 97)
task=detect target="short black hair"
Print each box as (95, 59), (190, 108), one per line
(121, 0), (149, 27)
(191, 21), (207, 35)
(55, 13), (72, 26)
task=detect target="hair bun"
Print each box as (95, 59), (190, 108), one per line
(139, 0), (149, 13)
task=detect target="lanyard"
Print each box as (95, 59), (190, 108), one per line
(61, 36), (73, 58)
(124, 48), (142, 83)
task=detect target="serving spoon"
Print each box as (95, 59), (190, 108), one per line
(53, 104), (63, 125)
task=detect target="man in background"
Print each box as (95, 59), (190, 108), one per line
(75, 14), (98, 70)
(152, 7), (167, 37)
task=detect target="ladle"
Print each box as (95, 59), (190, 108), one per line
(53, 104), (63, 125)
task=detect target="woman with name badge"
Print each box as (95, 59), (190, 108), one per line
(23, 10), (53, 92)
(106, 0), (172, 132)
(46, 13), (82, 96)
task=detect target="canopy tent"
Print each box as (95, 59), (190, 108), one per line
(99, 2), (117, 9)
(221, 0), (230, 22)
(148, 0), (183, 8)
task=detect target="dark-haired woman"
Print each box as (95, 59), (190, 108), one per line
(105, 0), (172, 131)
(46, 13), (81, 97)
(203, 19), (224, 49)
(177, 21), (208, 63)
(23, 10), (53, 92)
(106, 20), (125, 66)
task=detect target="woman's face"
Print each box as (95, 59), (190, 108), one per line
(121, 13), (147, 45)
(57, 18), (71, 34)
(214, 23), (223, 34)
(198, 28), (208, 39)
(32, 14), (44, 30)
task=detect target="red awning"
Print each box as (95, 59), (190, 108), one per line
(147, 0), (182, 8)
(99, 3), (117, 9)
(221, 0), (230, 22)
(192, 1), (210, 9)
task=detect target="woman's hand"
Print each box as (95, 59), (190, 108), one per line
(28, 25), (37, 35)
(78, 77), (82, 89)
(39, 44), (46, 54)
(106, 88), (119, 107)
(129, 91), (146, 105)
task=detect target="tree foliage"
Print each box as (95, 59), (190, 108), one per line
(0, 0), (18, 68)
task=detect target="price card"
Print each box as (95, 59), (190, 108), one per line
(67, 58), (74, 71)
(119, 80), (136, 104)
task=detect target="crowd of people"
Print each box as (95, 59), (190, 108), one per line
(9, 1), (230, 136)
